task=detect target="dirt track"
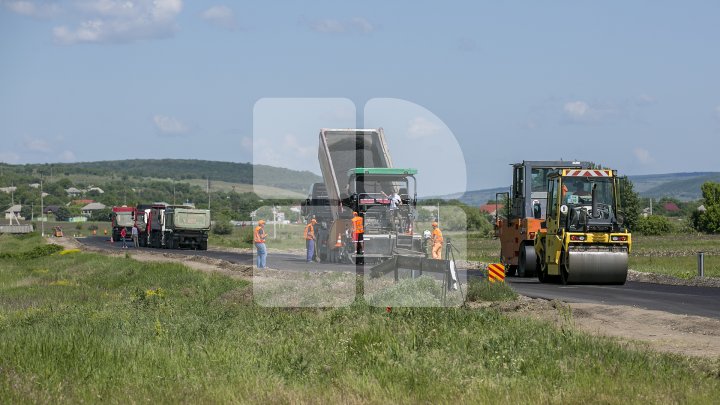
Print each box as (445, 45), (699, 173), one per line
(54, 237), (720, 360)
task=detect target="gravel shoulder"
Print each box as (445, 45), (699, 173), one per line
(57, 237), (720, 359)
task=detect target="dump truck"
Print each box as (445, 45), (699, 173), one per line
(134, 203), (156, 247)
(495, 161), (591, 277)
(148, 204), (210, 250)
(534, 168), (631, 284)
(111, 206), (136, 242)
(302, 128), (423, 263)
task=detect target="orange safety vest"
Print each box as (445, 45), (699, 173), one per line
(432, 228), (443, 244)
(254, 226), (266, 243)
(352, 216), (364, 234)
(304, 223), (315, 240)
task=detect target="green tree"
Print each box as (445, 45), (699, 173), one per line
(20, 204), (33, 220)
(693, 181), (720, 233)
(618, 176), (640, 231)
(55, 206), (71, 222)
(93, 208), (113, 222)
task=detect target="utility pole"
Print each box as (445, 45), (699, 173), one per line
(173, 183), (176, 205)
(207, 177), (210, 210)
(40, 178), (44, 237)
(437, 202), (440, 226)
(649, 198), (653, 216)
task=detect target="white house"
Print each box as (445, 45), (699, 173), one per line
(0, 186), (17, 194)
(4, 204), (22, 220)
(81, 202), (106, 217)
(66, 187), (82, 197)
(86, 186), (105, 194)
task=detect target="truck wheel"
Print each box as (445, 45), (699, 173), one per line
(200, 241), (208, 251)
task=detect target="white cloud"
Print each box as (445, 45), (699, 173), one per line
(406, 116), (442, 139)
(308, 17), (375, 34)
(153, 114), (188, 135)
(562, 100), (616, 124)
(633, 148), (652, 164)
(53, 0), (182, 44)
(563, 101), (590, 118)
(349, 17), (374, 33)
(23, 136), (52, 153)
(59, 150), (76, 162)
(1, 0), (61, 18)
(201, 5), (237, 30)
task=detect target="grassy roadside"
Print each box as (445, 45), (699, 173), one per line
(1, 235), (719, 403)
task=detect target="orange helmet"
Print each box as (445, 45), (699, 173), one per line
(432, 222), (438, 227)
(258, 220), (265, 225)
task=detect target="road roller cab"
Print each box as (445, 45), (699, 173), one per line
(534, 168), (631, 284)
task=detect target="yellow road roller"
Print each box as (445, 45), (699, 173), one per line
(534, 168), (631, 284)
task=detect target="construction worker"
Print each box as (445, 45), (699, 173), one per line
(131, 225), (139, 248)
(351, 212), (364, 256)
(304, 218), (317, 262)
(120, 227), (128, 249)
(431, 221), (443, 259)
(254, 220), (267, 268)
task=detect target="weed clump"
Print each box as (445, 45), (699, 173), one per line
(465, 278), (517, 302)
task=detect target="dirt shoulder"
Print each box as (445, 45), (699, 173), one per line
(56, 237), (720, 359)
(470, 297), (720, 359)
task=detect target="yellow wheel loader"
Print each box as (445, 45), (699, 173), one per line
(534, 169), (631, 284)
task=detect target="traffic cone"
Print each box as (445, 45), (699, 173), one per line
(335, 233), (342, 247)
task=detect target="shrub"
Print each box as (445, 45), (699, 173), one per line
(212, 219), (233, 235)
(636, 215), (673, 235)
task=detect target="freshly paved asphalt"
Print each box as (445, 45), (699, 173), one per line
(78, 236), (720, 319)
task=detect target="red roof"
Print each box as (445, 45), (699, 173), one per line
(663, 202), (680, 212)
(479, 204), (503, 213)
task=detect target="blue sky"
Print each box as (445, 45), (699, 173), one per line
(1, 1), (719, 194)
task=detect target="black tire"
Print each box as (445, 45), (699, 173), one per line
(519, 243), (537, 277)
(200, 241), (208, 251)
(506, 265), (518, 277)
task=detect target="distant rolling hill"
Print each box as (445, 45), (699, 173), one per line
(431, 172), (720, 205)
(11, 159), (321, 196)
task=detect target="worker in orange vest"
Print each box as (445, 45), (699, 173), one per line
(254, 220), (267, 268)
(431, 221), (443, 259)
(304, 218), (317, 262)
(351, 212), (364, 256)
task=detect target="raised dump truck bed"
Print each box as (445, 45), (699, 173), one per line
(319, 128), (393, 220)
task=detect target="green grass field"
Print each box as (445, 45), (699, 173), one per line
(1, 234), (719, 403)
